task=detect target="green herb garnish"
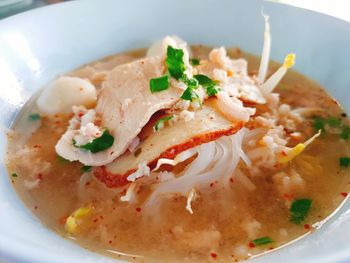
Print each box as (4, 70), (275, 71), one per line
(29, 113), (41, 121)
(194, 74), (215, 86)
(290, 198), (312, 224)
(327, 117), (341, 128)
(81, 166), (92, 173)
(190, 58), (200, 66)
(340, 157), (350, 168)
(252, 236), (274, 246)
(75, 130), (114, 153)
(206, 85), (220, 96)
(11, 173), (18, 178)
(150, 75), (169, 93)
(166, 46), (186, 80)
(155, 115), (173, 131)
(340, 126), (350, 140)
(313, 117), (326, 132)
(193, 74), (219, 97)
(181, 75), (199, 89)
(180, 87), (200, 102)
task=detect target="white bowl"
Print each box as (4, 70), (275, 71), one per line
(1, 0), (350, 262)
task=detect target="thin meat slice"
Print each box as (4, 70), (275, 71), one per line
(93, 99), (244, 188)
(56, 56), (183, 166)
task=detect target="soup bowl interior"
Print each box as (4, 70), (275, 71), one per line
(1, 0), (350, 262)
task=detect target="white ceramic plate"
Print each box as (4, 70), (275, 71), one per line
(1, 0), (350, 262)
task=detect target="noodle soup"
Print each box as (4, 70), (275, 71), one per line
(6, 33), (350, 262)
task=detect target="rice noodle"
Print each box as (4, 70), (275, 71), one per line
(258, 13), (271, 84)
(145, 129), (247, 207)
(153, 148), (197, 171)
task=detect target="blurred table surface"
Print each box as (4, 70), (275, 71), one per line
(0, 0), (349, 22)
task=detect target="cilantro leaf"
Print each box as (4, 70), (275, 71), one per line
(340, 126), (350, 140)
(181, 75), (199, 89)
(252, 236), (274, 246)
(11, 172), (18, 178)
(150, 75), (169, 93)
(193, 74), (215, 86)
(290, 199), (312, 224)
(340, 157), (350, 168)
(81, 166), (92, 173)
(312, 117), (326, 132)
(29, 113), (41, 121)
(155, 115), (173, 131)
(327, 117), (341, 128)
(166, 46), (186, 80)
(193, 74), (219, 97)
(180, 87), (200, 102)
(76, 130), (114, 153)
(190, 58), (200, 66)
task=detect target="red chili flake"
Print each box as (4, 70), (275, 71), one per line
(281, 151), (287, 156)
(230, 178), (234, 183)
(34, 206), (38, 210)
(283, 193), (293, 201)
(210, 252), (217, 259)
(341, 192), (348, 197)
(85, 182), (91, 187)
(136, 207), (141, 212)
(269, 247), (274, 250)
(55, 121), (60, 125)
(33, 145), (41, 149)
(119, 189), (127, 196)
(93, 218), (99, 223)
(108, 240), (112, 244)
(304, 224), (311, 230)
(210, 182), (215, 188)
(99, 215), (104, 220)
(248, 242), (255, 248)
(59, 215), (68, 225)
(38, 173), (43, 180)
(78, 112), (84, 117)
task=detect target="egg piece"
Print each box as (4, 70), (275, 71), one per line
(36, 76), (97, 115)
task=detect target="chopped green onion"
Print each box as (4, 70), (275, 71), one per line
(290, 198), (312, 224)
(150, 75), (169, 93)
(76, 129), (114, 153)
(81, 166), (92, 173)
(166, 46), (186, 80)
(252, 236), (274, 246)
(340, 157), (350, 168)
(190, 58), (200, 66)
(29, 113), (41, 121)
(327, 117), (341, 128)
(155, 115), (173, 131)
(340, 126), (350, 140)
(11, 172), (18, 177)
